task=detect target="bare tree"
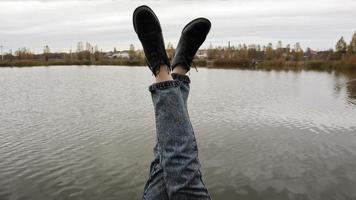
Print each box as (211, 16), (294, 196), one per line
(43, 45), (50, 62)
(350, 31), (356, 54)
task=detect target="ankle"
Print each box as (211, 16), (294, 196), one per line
(155, 65), (173, 83)
(172, 65), (188, 75)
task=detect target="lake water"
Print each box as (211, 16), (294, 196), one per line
(1, 66), (356, 200)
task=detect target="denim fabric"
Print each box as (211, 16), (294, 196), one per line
(143, 74), (211, 200)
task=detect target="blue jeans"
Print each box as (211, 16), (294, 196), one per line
(143, 73), (211, 200)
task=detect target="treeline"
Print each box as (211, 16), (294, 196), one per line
(1, 32), (356, 71)
(0, 44), (145, 67)
(204, 31), (356, 71)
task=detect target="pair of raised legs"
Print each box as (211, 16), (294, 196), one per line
(133, 5), (211, 200)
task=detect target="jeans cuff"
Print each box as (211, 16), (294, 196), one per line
(171, 73), (191, 84)
(149, 80), (181, 92)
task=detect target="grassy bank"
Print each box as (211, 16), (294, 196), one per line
(0, 59), (146, 67)
(259, 59), (356, 71)
(208, 57), (356, 72)
(1, 58), (355, 72)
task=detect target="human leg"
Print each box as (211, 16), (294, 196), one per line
(149, 78), (210, 200)
(171, 71), (190, 108)
(171, 17), (211, 108)
(133, 5), (211, 199)
(133, 6), (170, 199)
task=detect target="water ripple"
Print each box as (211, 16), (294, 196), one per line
(1, 66), (356, 200)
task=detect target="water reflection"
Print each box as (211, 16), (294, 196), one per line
(0, 66), (356, 200)
(347, 80), (356, 104)
(333, 70), (356, 104)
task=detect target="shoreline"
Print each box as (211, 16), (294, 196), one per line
(1, 59), (355, 72)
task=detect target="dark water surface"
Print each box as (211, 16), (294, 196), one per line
(1, 66), (356, 200)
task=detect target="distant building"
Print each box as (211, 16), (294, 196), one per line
(111, 51), (130, 59)
(105, 51), (113, 57)
(196, 49), (208, 59)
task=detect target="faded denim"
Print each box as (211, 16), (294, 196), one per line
(143, 73), (211, 200)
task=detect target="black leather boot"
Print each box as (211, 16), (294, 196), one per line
(133, 5), (170, 76)
(171, 18), (211, 72)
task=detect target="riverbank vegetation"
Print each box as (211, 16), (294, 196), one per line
(1, 32), (356, 72)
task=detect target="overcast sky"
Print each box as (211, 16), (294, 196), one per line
(0, 0), (355, 53)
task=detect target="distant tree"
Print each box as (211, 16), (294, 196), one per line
(7, 49), (14, 62)
(294, 42), (302, 52)
(326, 48), (335, 60)
(166, 42), (173, 50)
(266, 43), (273, 60)
(277, 41), (283, 49)
(247, 44), (257, 59)
(305, 47), (313, 60)
(130, 44), (135, 51)
(85, 42), (92, 53)
(335, 36), (347, 60)
(257, 45), (261, 52)
(336, 37), (347, 53)
(77, 42), (83, 52)
(84, 51), (91, 60)
(15, 47), (33, 60)
(94, 45), (100, 62)
(275, 41), (283, 58)
(76, 43), (84, 60)
(347, 44), (352, 55)
(295, 51), (304, 61)
(129, 44), (136, 59)
(207, 42), (217, 59)
(238, 44), (248, 59)
(293, 42), (303, 61)
(242, 44), (247, 50)
(350, 31), (356, 54)
(166, 42), (174, 60)
(43, 45), (50, 62)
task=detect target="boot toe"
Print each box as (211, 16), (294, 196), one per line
(133, 6), (161, 35)
(182, 18), (211, 38)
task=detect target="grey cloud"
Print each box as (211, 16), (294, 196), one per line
(0, 0), (355, 53)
